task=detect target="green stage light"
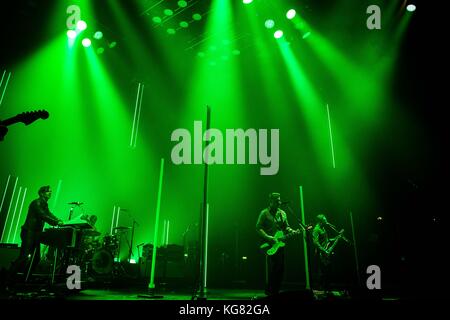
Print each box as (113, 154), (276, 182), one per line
(164, 9), (174, 16)
(152, 16), (162, 23)
(76, 20), (87, 31)
(406, 4), (416, 12)
(93, 31), (103, 40)
(274, 30), (284, 39)
(286, 9), (296, 20)
(302, 31), (311, 39)
(109, 41), (117, 48)
(265, 19), (275, 29)
(82, 38), (91, 47)
(167, 28), (176, 35)
(243, 0), (253, 4)
(67, 30), (77, 39)
(178, 1), (188, 7)
(192, 13), (202, 21)
(180, 21), (189, 28)
(97, 47), (105, 54)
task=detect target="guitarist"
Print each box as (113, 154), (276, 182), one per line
(312, 214), (334, 293)
(256, 192), (296, 296)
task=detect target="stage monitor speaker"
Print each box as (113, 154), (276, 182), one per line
(0, 244), (20, 271)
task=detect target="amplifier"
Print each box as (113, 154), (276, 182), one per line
(0, 245), (20, 270)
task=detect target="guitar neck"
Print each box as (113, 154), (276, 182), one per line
(0, 116), (19, 126)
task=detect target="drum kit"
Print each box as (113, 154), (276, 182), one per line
(79, 226), (131, 276)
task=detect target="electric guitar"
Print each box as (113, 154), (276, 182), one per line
(319, 229), (345, 265)
(260, 229), (303, 255)
(0, 110), (49, 141)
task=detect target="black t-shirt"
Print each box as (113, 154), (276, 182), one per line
(22, 198), (60, 232)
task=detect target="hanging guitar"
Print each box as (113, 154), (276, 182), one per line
(260, 229), (303, 255)
(0, 110), (49, 141)
(319, 229), (345, 265)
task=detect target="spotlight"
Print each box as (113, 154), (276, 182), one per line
(286, 9), (296, 20)
(178, 0), (187, 7)
(243, 0), (253, 4)
(167, 28), (176, 35)
(97, 47), (105, 54)
(274, 30), (283, 39)
(76, 20), (87, 31)
(192, 13), (202, 21)
(152, 16), (162, 23)
(406, 4), (416, 12)
(164, 9), (174, 16)
(82, 38), (91, 47)
(109, 41), (117, 49)
(264, 19), (275, 29)
(302, 31), (311, 39)
(93, 31), (103, 40)
(179, 21), (189, 28)
(67, 30), (77, 39)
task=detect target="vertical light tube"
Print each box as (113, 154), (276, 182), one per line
(299, 185), (311, 290)
(148, 158), (165, 290)
(133, 84), (144, 148)
(0, 175), (11, 216)
(1, 176), (18, 243)
(130, 83), (141, 147)
(13, 187), (27, 243)
(7, 187), (22, 243)
(116, 207), (121, 228)
(162, 220), (167, 247)
(111, 206), (116, 235)
(327, 104), (336, 169)
(51, 179), (63, 212)
(0, 71), (12, 107)
(166, 220), (170, 246)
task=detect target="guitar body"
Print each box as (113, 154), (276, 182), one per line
(260, 230), (300, 256)
(319, 229), (345, 266)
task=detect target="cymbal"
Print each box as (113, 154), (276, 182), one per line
(113, 226), (131, 231)
(83, 230), (101, 236)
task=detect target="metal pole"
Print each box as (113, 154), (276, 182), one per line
(197, 106), (211, 299)
(349, 211), (362, 286)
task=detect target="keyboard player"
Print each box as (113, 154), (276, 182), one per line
(8, 185), (63, 282)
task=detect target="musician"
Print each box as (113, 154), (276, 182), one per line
(312, 214), (331, 292)
(256, 192), (296, 296)
(9, 186), (63, 281)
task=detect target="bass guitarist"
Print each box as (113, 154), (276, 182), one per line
(256, 192), (297, 297)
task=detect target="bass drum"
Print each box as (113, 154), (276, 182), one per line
(91, 249), (114, 275)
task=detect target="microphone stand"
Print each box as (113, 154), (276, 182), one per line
(128, 218), (138, 262)
(326, 222), (351, 244)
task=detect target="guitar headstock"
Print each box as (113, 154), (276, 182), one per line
(17, 110), (49, 125)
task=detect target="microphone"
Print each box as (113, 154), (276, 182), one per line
(68, 202), (83, 206)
